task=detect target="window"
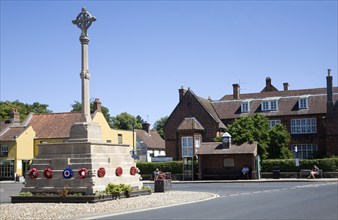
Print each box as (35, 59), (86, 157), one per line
(182, 137), (193, 157)
(299, 98), (308, 109)
(1, 145), (8, 157)
(261, 100), (278, 111)
(291, 144), (318, 159)
(291, 118), (316, 134)
(269, 120), (281, 129)
(0, 160), (14, 178)
(241, 102), (250, 113)
(118, 134), (123, 144)
(195, 137), (201, 152)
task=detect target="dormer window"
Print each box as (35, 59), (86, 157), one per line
(261, 98), (279, 111)
(299, 96), (309, 109)
(241, 101), (250, 113)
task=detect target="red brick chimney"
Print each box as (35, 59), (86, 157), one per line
(266, 77), (272, 91)
(142, 122), (150, 134)
(283, 82), (289, 91)
(179, 86), (187, 101)
(233, 84), (240, 100)
(10, 108), (20, 123)
(93, 98), (102, 112)
(327, 69), (333, 112)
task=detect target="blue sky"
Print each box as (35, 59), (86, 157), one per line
(1, 0), (337, 127)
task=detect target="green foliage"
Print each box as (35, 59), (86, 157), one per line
(0, 100), (52, 121)
(153, 116), (169, 138)
(70, 99), (111, 126)
(227, 114), (270, 159)
(19, 191), (33, 196)
(105, 183), (132, 195)
(136, 161), (184, 174)
(261, 158), (338, 172)
(110, 112), (143, 130)
(142, 186), (152, 193)
(268, 124), (292, 159)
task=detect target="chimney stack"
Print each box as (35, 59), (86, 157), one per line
(10, 108), (20, 123)
(142, 122), (150, 134)
(233, 84), (240, 100)
(266, 77), (272, 91)
(93, 98), (102, 112)
(179, 86), (186, 101)
(283, 82), (289, 91)
(327, 69), (333, 112)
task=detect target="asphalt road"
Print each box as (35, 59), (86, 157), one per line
(91, 182), (338, 220)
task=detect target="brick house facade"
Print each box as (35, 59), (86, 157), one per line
(164, 70), (338, 160)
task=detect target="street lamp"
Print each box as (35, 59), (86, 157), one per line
(132, 122), (136, 160)
(295, 146), (300, 178)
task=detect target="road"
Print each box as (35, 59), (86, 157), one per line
(91, 182), (338, 220)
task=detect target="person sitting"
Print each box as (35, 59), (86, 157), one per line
(308, 165), (319, 179)
(241, 165), (250, 179)
(153, 168), (160, 180)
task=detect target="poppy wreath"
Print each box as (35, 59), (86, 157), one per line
(63, 168), (73, 179)
(130, 166), (137, 175)
(97, 167), (106, 178)
(115, 167), (123, 176)
(78, 168), (89, 179)
(29, 168), (39, 179)
(43, 168), (53, 179)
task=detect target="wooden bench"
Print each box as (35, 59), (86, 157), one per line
(300, 169), (323, 178)
(203, 168), (242, 180)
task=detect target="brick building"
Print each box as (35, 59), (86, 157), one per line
(164, 70), (338, 160)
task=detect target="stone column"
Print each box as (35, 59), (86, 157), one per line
(69, 8), (103, 143)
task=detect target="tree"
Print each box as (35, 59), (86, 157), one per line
(0, 100), (52, 121)
(268, 124), (292, 159)
(110, 112), (143, 130)
(70, 99), (111, 126)
(227, 114), (270, 159)
(153, 116), (169, 138)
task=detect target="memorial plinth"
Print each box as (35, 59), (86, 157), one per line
(22, 8), (142, 196)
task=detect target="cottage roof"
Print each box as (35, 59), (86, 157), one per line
(135, 129), (165, 150)
(197, 142), (257, 155)
(25, 112), (82, 139)
(0, 126), (27, 141)
(177, 117), (204, 131)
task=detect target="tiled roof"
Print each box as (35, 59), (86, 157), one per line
(135, 129), (165, 150)
(0, 126), (27, 141)
(177, 117), (204, 131)
(197, 142), (257, 155)
(213, 88), (338, 119)
(187, 90), (226, 129)
(27, 112), (82, 139)
(0, 121), (11, 133)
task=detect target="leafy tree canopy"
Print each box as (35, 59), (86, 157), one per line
(227, 114), (270, 159)
(110, 112), (144, 130)
(268, 124), (292, 159)
(153, 116), (168, 138)
(0, 100), (52, 121)
(70, 99), (111, 125)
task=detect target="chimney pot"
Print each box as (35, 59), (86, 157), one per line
(142, 122), (151, 134)
(179, 86), (186, 101)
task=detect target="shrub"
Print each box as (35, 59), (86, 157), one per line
(19, 191), (33, 196)
(261, 157), (338, 172)
(105, 183), (132, 195)
(136, 161), (184, 174)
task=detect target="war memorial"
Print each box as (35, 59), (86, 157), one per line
(20, 8), (142, 196)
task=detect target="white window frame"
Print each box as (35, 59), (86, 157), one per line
(269, 120), (281, 129)
(291, 118), (317, 134)
(291, 144), (318, 159)
(261, 99), (279, 111)
(195, 137), (201, 153)
(241, 102), (250, 113)
(182, 136), (193, 158)
(299, 98), (308, 109)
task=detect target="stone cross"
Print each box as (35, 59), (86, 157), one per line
(72, 8), (96, 123)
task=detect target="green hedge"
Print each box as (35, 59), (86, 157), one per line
(136, 161), (183, 174)
(261, 158), (338, 172)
